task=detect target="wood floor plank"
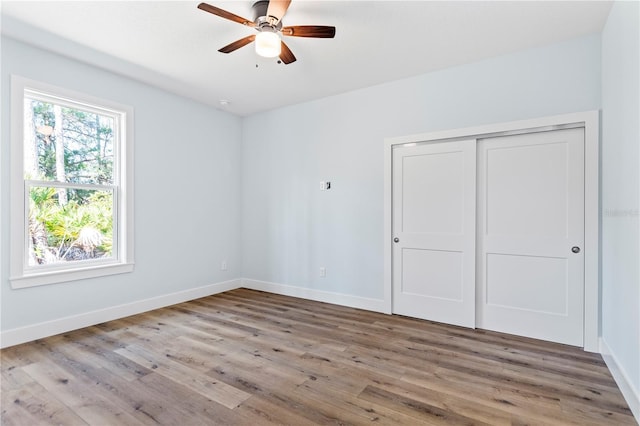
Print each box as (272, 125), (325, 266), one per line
(1, 382), (88, 426)
(407, 334), (616, 387)
(359, 384), (490, 426)
(21, 360), (146, 425)
(206, 359), (358, 424)
(134, 372), (260, 425)
(296, 375), (435, 425)
(52, 331), (152, 382)
(1, 365), (36, 391)
(391, 370), (575, 425)
(1, 289), (635, 425)
(114, 343), (252, 409)
(235, 395), (319, 426)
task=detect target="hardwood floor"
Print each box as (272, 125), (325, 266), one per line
(1, 288), (636, 425)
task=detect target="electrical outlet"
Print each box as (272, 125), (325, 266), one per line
(320, 181), (326, 191)
(319, 267), (326, 277)
(221, 260), (228, 271)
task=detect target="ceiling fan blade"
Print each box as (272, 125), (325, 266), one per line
(218, 35), (256, 54)
(282, 25), (336, 38)
(279, 41), (296, 64)
(266, 0), (291, 23)
(197, 2), (255, 27)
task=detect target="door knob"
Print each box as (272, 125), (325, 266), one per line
(571, 246), (581, 254)
(393, 237), (399, 243)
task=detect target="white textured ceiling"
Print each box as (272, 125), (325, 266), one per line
(1, 1), (612, 116)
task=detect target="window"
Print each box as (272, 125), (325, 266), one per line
(10, 76), (134, 288)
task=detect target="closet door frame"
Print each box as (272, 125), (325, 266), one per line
(383, 110), (599, 352)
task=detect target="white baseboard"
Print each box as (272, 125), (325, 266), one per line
(0, 279), (241, 349)
(241, 278), (387, 313)
(600, 337), (640, 422)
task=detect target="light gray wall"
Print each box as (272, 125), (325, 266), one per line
(601, 0), (640, 397)
(241, 34), (602, 300)
(1, 37), (242, 331)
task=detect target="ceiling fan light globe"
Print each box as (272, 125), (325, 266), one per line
(255, 31), (281, 58)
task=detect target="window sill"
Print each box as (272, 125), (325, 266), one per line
(10, 262), (135, 289)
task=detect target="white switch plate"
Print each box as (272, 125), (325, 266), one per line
(319, 267), (326, 277)
(221, 260), (228, 271)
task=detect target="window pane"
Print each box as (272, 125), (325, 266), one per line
(28, 185), (114, 266)
(24, 98), (114, 184)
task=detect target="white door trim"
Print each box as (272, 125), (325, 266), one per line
(383, 110), (599, 352)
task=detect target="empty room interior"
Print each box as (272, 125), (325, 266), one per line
(1, 1), (639, 424)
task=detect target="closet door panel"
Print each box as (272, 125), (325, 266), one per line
(477, 128), (585, 346)
(392, 140), (476, 328)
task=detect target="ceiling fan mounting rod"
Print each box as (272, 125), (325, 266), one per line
(252, 1), (269, 21)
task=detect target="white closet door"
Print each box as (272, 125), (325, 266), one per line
(392, 140), (476, 328)
(477, 128), (585, 346)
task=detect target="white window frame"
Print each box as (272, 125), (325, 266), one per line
(10, 75), (134, 288)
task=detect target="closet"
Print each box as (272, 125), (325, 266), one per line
(386, 116), (594, 348)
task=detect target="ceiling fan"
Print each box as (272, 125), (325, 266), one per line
(197, 0), (336, 64)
